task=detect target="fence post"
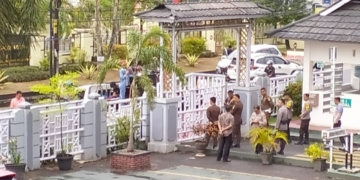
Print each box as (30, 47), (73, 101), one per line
(80, 93), (107, 160)
(141, 99), (150, 142)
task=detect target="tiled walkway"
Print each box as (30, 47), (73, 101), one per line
(43, 165), (294, 180)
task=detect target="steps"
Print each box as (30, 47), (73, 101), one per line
(294, 150), (360, 168)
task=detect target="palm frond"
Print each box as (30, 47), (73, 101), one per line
(247, 127), (288, 153)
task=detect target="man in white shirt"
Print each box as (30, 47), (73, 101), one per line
(333, 97), (346, 149)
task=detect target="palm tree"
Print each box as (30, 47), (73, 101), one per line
(126, 27), (186, 152)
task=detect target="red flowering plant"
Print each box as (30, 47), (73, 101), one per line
(191, 123), (219, 142)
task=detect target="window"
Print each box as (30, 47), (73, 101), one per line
(44, 37), (72, 54)
(256, 58), (267, 64)
(256, 49), (271, 54)
(264, 57), (274, 64)
(269, 48), (279, 55)
(273, 57), (286, 64)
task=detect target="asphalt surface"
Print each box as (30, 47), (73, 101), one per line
(30, 152), (332, 180)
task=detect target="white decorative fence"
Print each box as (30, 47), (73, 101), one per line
(0, 110), (13, 168)
(106, 97), (146, 149)
(33, 101), (85, 161)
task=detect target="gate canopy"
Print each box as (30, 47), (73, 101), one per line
(134, 0), (272, 31)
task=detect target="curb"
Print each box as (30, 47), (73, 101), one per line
(175, 144), (360, 180)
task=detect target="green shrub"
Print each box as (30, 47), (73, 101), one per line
(282, 80), (302, 116)
(6, 71), (50, 82)
(67, 47), (87, 64)
(103, 44), (128, 60)
(2, 66), (40, 75)
(39, 57), (50, 71)
(59, 64), (81, 74)
(181, 37), (206, 56)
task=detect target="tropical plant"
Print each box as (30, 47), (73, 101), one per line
(39, 51), (51, 71)
(181, 37), (206, 56)
(184, 54), (200, 67)
(103, 44), (128, 60)
(79, 65), (97, 80)
(282, 80), (302, 116)
(247, 127), (288, 153)
(67, 47), (87, 65)
(7, 138), (21, 165)
(192, 123), (219, 142)
(125, 27), (186, 152)
(305, 143), (330, 162)
(0, 70), (9, 88)
(30, 72), (81, 156)
(223, 34), (236, 48)
(114, 114), (140, 145)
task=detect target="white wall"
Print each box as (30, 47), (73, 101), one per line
(304, 40), (360, 130)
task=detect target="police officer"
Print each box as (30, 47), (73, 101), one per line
(264, 60), (276, 77)
(230, 94), (243, 148)
(275, 99), (289, 155)
(295, 94), (312, 145)
(283, 93), (293, 143)
(260, 87), (274, 126)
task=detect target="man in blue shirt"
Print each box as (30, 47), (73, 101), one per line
(333, 97), (346, 149)
(119, 61), (129, 100)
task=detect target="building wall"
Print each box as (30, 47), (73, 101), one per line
(303, 40), (360, 129)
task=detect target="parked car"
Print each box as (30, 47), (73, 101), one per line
(216, 44), (283, 75)
(226, 54), (302, 81)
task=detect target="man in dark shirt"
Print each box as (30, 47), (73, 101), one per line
(224, 90), (234, 105)
(264, 60), (276, 77)
(206, 97), (221, 149)
(230, 94), (243, 148)
(227, 45), (233, 55)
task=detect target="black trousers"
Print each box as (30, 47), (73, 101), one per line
(334, 121), (346, 145)
(217, 133), (232, 161)
(278, 130), (287, 153)
(286, 119), (291, 141)
(299, 119), (310, 142)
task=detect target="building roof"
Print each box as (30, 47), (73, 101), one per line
(266, 0), (360, 43)
(134, 0), (272, 22)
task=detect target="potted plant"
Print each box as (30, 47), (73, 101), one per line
(247, 127), (288, 165)
(3, 138), (26, 180)
(31, 72), (81, 171)
(191, 123), (219, 157)
(305, 143), (329, 171)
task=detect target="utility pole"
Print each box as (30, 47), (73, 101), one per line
(49, 0), (54, 76)
(54, 0), (61, 74)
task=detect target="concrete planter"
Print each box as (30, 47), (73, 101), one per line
(313, 158), (327, 172)
(260, 152), (274, 165)
(5, 163), (26, 180)
(195, 141), (208, 157)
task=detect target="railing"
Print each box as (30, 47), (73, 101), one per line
(34, 101), (85, 161)
(106, 96), (146, 149)
(0, 110), (13, 168)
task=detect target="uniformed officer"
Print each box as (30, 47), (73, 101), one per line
(295, 94), (312, 145)
(275, 99), (289, 155)
(230, 94), (243, 148)
(224, 90), (234, 105)
(206, 97), (221, 149)
(260, 87), (274, 126)
(283, 93), (293, 143)
(264, 60), (276, 77)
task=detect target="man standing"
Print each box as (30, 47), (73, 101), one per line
(333, 97), (346, 149)
(119, 61), (129, 100)
(250, 105), (267, 154)
(264, 60), (276, 77)
(260, 88), (274, 126)
(217, 105), (234, 162)
(275, 99), (289, 155)
(206, 97), (221, 149)
(283, 93), (293, 143)
(224, 90), (234, 105)
(230, 94), (243, 148)
(295, 94), (312, 145)
(10, 91), (25, 109)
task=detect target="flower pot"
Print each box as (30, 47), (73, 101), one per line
(313, 158), (327, 172)
(260, 152), (273, 165)
(195, 141), (208, 157)
(56, 154), (74, 171)
(5, 163), (26, 180)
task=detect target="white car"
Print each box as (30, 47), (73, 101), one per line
(226, 54), (302, 81)
(216, 44), (283, 75)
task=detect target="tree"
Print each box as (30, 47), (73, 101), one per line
(125, 27), (186, 152)
(254, 0), (311, 49)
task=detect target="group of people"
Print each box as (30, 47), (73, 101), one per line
(206, 86), (347, 162)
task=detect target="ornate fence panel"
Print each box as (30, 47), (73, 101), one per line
(34, 101), (84, 161)
(106, 97), (145, 149)
(0, 110), (13, 168)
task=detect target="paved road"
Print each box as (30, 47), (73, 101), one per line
(37, 153), (331, 180)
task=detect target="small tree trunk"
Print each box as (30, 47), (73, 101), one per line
(285, 39), (291, 50)
(127, 76), (136, 152)
(106, 0), (120, 60)
(95, 0), (103, 56)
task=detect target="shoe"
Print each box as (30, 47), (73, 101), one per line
(223, 159), (231, 162)
(277, 151), (284, 155)
(294, 142), (303, 145)
(303, 141), (309, 145)
(232, 144), (240, 148)
(216, 159), (221, 162)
